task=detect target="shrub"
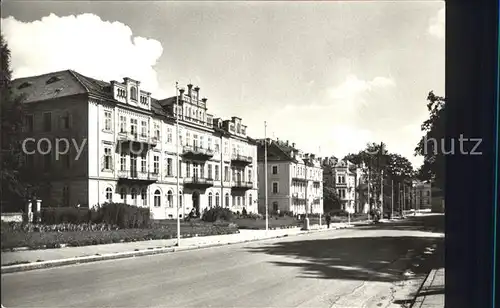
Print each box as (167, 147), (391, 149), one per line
(201, 206), (234, 222)
(96, 203), (151, 229)
(41, 207), (92, 225)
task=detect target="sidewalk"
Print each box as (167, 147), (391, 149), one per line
(412, 268), (445, 307)
(1, 221), (369, 273)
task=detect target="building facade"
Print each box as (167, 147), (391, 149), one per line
(12, 70), (258, 219)
(256, 139), (323, 215)
(412, 180), (432, 210)
(321, 157), (369, 213)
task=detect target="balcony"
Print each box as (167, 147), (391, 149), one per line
(291, 192), (306, 201)
(117, 132), (158, 149)
(292, 176), (307, 182)
(117, 170), (158, 184)
(181, 145), (215, 160)
(183, 176), (214, 188)
(230, 154), (252, 166)
(231, 180), (253, 190)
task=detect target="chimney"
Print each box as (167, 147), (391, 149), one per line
(194, 86), (200, 95)
(292, 142), (295, 148)
(286, 140), (289, 146)
(201, 98), (207, 104)
(179, 88), (185, 97)
(187, 84), (193, 96)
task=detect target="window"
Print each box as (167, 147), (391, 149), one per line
(186, 132), (191, 146)
(106, 187), (113, 202)
(186, 162), (191, 177)
(242, 196), (245, 206)
(215, 165), (219, 181)
(193, 134), (198, 148)
(272, 182), (279, 194)
(208, 192), (213, 208)
(237, 196), (241, 206)
(178, 160), (182, 177)
(130, 86), (138, 101)
(130, 119), (137, 137)
(208, 137), (212, 150)
(232, 196), (236, 207)
(24, 114), (34, 132)
(153, 155), (159, 174)
(131, 188), (137, 206)
(167, 158), (172, 176)
(120, 187), (127, 203)
(43, 152), (52, 171)
(215, 141), (220, 153)
(62, 186), (70, 206)
(200, 136), (204, 149)
(59, 112), (70, 130)
(141, 188), (147, 206)
(224, 166), (229, 181)
(43, 112), (52, 132)
(104, 148), (112, 170)
(272, 166), (278, 175)
(224, 142), (228, 155)
(225, 193), (229, 207)
(104, 111), (112, 131)
(216, 193), (220, 207)
(119, 116), (126, 133)
(208, 164), (213, 179)
(273, 202), (278, 212)
(63, 153), (71, 169)
(249, 194), (252, 206)
(167, 191), (173, 207)
(141, 121), (147, 137)
(141, 153), (146, 172)
(120, 152), (126, 171)
(248, 170), (252, 182)
(130, 154), (137, 174)
(154, 123), (160, 140)
(154, 189), (161, 207)
(167, 127), (172, 143)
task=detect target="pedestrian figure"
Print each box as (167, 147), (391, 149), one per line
(325, 213), (331, 228)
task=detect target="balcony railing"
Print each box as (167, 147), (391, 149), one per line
(231, 180), (253, 189)
(117, 170), (159, 183)
(230, 154), (252, 165)
(181, 145), (215, 159)
(117, 131), (158, 146)
(292, 176), (307, 182)
(183, 176), (214, 187)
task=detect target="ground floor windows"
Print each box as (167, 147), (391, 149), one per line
(216, 193), (220, 206)
(120, 187), (126, 203)
(167, 191), (173, 207)
(131, 188), (137, 206)
(106, 187), (113, 202)
(154, 189), (161, 207)
(208, 192), (213, 207)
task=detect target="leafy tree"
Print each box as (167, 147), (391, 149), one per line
(323, 186), (341, 213)
(0, 34), (31, 210)
(414, 91), (446, 191)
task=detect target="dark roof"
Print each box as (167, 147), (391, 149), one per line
(257, 139), (297, 162)
(10, 70), (87, 103)
(11, 69), (168, 117)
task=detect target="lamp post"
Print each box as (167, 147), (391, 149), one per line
(264, 121), (269, 232)
(175, 82), (181, 246)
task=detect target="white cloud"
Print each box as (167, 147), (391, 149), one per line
(428, 7), (445, 39)
(327, 75), (395, 100)
(1, 13), (167, 97)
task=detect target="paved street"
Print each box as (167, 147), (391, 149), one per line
(1, 215), (444, 308)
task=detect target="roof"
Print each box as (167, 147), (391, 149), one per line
(11, 69), (168, 117)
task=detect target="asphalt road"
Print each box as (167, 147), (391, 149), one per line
(1, 215), (444, 308)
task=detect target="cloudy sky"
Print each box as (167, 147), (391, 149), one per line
(1, 1), (445, 168)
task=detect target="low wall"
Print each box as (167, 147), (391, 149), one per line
(1, 212), (23, 223)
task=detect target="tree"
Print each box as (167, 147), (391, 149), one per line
(0, 33), (31, 210)
(323, 186), (341, 213)
(414, 91), (446, 191)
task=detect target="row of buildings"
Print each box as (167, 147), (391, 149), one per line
(10, 70), (433, 219)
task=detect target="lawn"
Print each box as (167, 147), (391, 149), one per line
(1, 220), (238, 251)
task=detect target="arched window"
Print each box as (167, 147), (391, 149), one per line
(208, 192), (213, 208)
(215, 193), (220, 207)
(130, 86), (137, 100)
(167, 190), (173, 207)
(154, 189), (161, 207)
(141, 188), (147, 206)
(249, 194), (252, 206)
(106, 187), (113, 202)
(120, 187), (127, 203)
(131, 188), (137, 206)
(225, 193), (229, 208)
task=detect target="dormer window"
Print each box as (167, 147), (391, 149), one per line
(117, 88), (126, 98)
(18, 81), (32, 89)
(46, 76), (62, 84)
(130, 86), (137, 101)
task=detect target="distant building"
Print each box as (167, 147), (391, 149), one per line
(412, 180), (432, 210)
(11, 70), (258, 218)
(256, 139), (323, 215)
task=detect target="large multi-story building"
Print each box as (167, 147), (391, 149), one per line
(321, 157), (369, 213)
(12, 70), (258, 219)
(412, 180), (432, 210)
(256, 139), (323, 215)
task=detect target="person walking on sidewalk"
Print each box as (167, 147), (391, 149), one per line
(325, 213), (331, 228)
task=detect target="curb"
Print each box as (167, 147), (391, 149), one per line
(411, 268), (442, 308)
(1, 225), (354, 274)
